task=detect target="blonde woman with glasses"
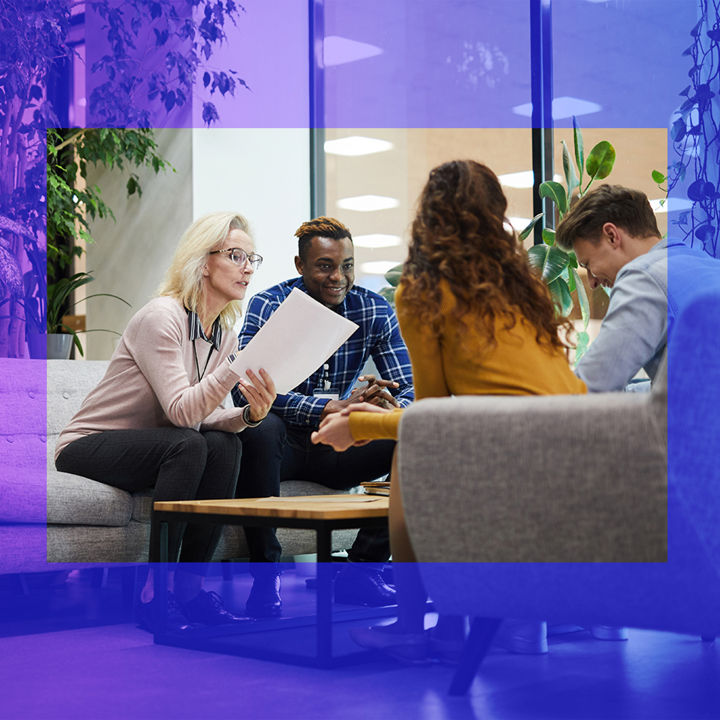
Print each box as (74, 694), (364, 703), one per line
(55, 212), (275, 632)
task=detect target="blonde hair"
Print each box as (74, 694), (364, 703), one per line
(158, 211), (251, 330)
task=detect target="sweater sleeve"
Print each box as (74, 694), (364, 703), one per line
(348, 408), (403, 441)
(125, 303), (242, 429)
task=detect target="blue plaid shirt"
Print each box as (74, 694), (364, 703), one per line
(233, 278), (414, 428)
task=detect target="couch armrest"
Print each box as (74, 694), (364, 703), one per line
(397, 393), (666, 563)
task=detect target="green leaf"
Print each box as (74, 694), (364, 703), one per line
(518, 213), (544, 242)
(585, 141), (616, 183)
(527, 244), (571, 284)
(547, 277), (574, 316)
(651, 169), (667, 184)
(70, 292), (132, 311)
(574, 331), (590, 364)
(567, 269), (576, 292)
(572, 116), (584, 182)
(378, 287), (396, 306)
(561, 140), (579, 199)
(384, 264), (403, 287)
(542, 228), (556, 246)
(571, 267), (590, 329)
(539, 181), (568, 215)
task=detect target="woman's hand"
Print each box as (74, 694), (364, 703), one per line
(311, 401), (392, 451)
(238, 368), (276, 422)
(311, 413), (357, 452)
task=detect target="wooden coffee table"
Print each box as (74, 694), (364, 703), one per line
(150, 494), (391, 667)
(152, 494), (389, 564)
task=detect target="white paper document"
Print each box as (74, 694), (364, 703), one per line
(229, 288), (358, 394)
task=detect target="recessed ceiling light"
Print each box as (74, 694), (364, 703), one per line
(360, 261), (400, 275)
(650, 198), (694, 213)
(337, 195), (399, 212)
(499, 171), (534, 188)
(323, 36), (383, 67)
(324, 136), (393, 157)
(512, 96), (602, 120)
(354, 234), (403, 248)
(499, 170), (563, 188)
(507, 216), (532, 233)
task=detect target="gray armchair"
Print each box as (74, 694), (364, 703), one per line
(396, 289), (720, 693)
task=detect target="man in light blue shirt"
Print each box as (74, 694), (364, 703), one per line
(556, 185), (720, 392)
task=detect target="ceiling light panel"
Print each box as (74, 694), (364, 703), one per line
(354, 234), (402, 248)
(337, 195), (399, 212)
(513, 96), (602, 120)
(324, 136), (394, 157)
(323, 36), (383, 67)
(360, 261), (401, 275)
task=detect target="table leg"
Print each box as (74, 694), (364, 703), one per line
(316, 525), (333, 665)
(154, 518), (169, 637)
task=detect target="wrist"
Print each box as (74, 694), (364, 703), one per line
(320, 399), (337, 419)
(243, 405), (263, 427)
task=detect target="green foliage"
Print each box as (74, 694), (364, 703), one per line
(47, 271), (130, 356)
(519, 213), (544, 242)
(43, 128), (167, 353)
(530, 118), (619, 360)
(584, 140), (616, 186)
(46, 128), (171, 283)
(539, 180), (568, 215)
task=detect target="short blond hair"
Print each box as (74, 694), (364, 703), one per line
(158, 211), (251, 330)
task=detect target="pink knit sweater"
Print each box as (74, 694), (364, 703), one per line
(55, 296), (247, 460)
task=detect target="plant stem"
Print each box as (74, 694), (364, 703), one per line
(52, 129), (87, 154)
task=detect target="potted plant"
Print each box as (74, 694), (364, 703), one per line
(379, 120), (618, 362)
(45, 271), (130, 359)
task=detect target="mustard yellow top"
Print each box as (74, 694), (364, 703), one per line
(348, 280), (586, 441)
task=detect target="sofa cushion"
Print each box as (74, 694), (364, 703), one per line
(46, 360), (110, 437)
(47, 470), (133, 526)
(47, 522), (149, 564)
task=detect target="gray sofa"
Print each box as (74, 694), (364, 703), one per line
(0, 358), (356, 573)
(397, 289), (720, 693)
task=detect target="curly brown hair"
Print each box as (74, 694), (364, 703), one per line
(401, 160), (572, 351)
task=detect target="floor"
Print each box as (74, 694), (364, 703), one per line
(0, 570), (718, 720)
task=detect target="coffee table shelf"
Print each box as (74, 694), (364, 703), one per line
(150, 495), (392, 667)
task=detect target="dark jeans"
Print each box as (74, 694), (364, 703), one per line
(236, 412), (394, 563)
(56, 428), (242, 565)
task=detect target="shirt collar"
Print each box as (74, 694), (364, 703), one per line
(186, 308), (223, 350)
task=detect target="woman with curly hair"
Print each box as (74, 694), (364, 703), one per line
(312, 159), (586, 660)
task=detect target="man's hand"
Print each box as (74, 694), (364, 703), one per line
(357, 374), (400, 410)
(338, 402), (391, 416)
(320, 385), (367, 419)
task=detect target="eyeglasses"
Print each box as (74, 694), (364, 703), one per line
(209, 247), (263, 269)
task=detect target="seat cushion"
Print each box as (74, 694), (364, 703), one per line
(47, 470), (133, 526)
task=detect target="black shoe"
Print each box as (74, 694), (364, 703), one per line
(246, 574), (282, 618)
(381, 564), (394, 587)
(137, 592), (192, 634)
(334, 565), (397, 607)
(181, 590), (246, 626)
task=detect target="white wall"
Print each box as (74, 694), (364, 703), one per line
(85, 128), (193, 359)
(192, 128), (310, 304)
(84, 127), (311, 359)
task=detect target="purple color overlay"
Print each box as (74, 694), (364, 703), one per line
(0, 1), (718, 705)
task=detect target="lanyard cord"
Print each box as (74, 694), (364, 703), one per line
(193, 340), (214, 383)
